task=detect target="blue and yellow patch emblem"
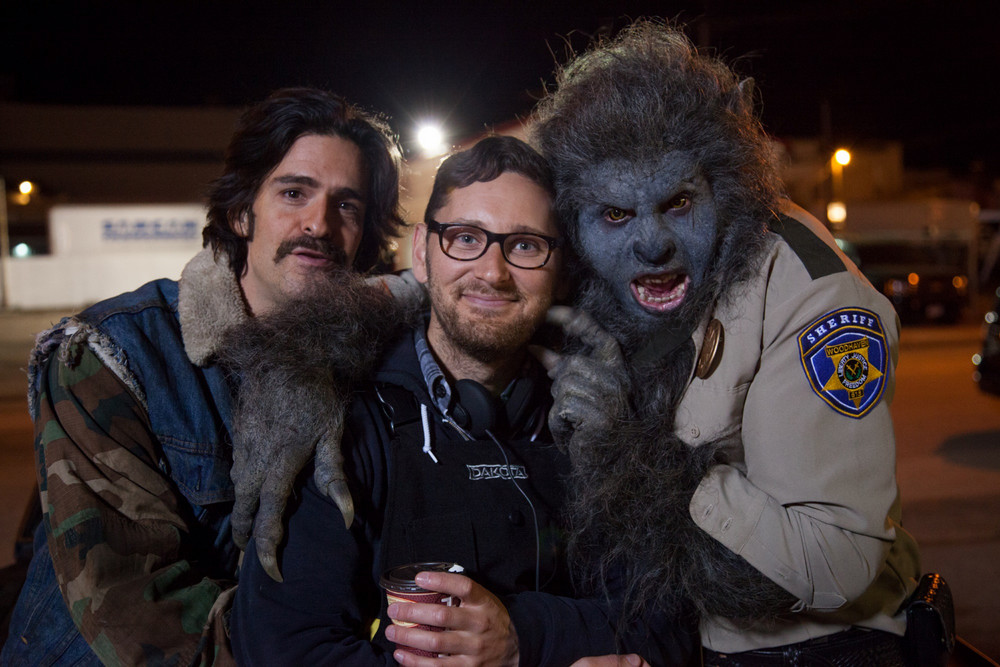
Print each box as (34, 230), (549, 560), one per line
(798, 307), (888, 419)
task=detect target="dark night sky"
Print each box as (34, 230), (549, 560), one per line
(3, 1), (998, 173)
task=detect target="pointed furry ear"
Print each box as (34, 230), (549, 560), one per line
(733, 77), (755, 113)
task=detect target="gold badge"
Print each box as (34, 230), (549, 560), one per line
(695, 319), (724, 379)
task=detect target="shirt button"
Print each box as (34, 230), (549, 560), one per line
(434, 384), (447, 398)
(690, 427), (700, 438)
(508, 510), (525, 526)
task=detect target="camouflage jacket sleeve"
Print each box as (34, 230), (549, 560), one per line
(34, 339), (236, 667)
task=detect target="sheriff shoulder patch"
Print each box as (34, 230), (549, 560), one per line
(798, 307), (889, 419)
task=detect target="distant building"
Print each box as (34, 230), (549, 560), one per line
(0, 102), (241, 255)
(775, 137), (906, 218)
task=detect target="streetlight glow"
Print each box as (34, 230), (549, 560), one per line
(829, 150), (851, 228)
(18, 181), (34, 195)
(416, 124), (447, 157)
(827, 201), (847, 225)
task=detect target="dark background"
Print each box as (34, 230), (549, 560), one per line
(2, 1), (998, 173)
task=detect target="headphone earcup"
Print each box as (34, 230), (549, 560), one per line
(452, 375), (541, 438)
(503, 375), (538, 436)
(453, 379), (498, 438)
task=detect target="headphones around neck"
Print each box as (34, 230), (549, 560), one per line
(449, 376), (539, 439)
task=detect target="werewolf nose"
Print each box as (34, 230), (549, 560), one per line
(633, 236), (675, 265)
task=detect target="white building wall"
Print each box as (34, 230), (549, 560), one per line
(4, 204), (206, 310)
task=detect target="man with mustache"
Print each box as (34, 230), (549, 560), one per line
(229, 135), (697, 665)
(2, 87), (406, 666)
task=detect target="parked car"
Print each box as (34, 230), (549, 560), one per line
(838, 239), (969, 324)
(877, 268), (968, 324)
(973, 287), (1000, 396)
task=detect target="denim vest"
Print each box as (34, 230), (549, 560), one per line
(2, 278), (238, 666)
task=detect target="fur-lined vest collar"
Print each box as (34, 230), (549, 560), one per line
(178, 248), (248, 366)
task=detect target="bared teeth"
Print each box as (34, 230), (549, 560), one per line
(636, 280), (687, 303)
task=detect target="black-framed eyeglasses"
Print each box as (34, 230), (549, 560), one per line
(426, 220), (562, 269)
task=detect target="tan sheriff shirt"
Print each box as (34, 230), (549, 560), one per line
(680, 203), (921, 653)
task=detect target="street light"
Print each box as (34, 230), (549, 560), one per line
(416, 123), (447, 158)
(828, 148), (852, 229)
(827, 201), (847, 226)
(831, 148), (851, 194)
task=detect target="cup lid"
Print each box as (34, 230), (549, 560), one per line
(379, 562), (463, 593)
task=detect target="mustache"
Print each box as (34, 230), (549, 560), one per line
(274, 236), (349, 266)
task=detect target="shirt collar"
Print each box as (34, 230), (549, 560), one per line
(414, 324), (452, 414)
(413, 323), (531, 416)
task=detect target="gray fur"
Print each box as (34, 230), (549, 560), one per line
(532, 20), (796, 625)
(565, 336), (795, 626)
(178, 248), (248, 367)
(220, 269), (420, 578)
(533, 20), (779, 319)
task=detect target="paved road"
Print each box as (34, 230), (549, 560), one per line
(0, 310), (66, 579)
(0, 309), (997, 657)
(892, 325), (1000, 659)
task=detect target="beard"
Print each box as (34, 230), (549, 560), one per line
(427, 278), (544, 363)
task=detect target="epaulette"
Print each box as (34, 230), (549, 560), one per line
(768, 214), (847, 280)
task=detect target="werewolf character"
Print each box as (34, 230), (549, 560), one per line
(531, 19), (920, 659)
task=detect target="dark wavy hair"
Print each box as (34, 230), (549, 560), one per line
(204, 87), (404, 275)
(424, 135), (555, 222)
(531, 19), (781, 305)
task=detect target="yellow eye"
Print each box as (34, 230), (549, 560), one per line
(669, 194), (691, 210)
(604, 207), (630, 223)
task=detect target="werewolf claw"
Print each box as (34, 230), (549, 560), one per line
(327, 479), (355, 529)
(258, 539), (283, 583)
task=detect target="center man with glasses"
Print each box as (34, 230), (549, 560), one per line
(425, 219), (562, 270)
(232, 135), (698, 665)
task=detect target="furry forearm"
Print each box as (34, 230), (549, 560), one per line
(220, 271), (420, 565)
(679, 512), (798, 622)
(568, 423), (795, 626)
(564, 411), (711, 621)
